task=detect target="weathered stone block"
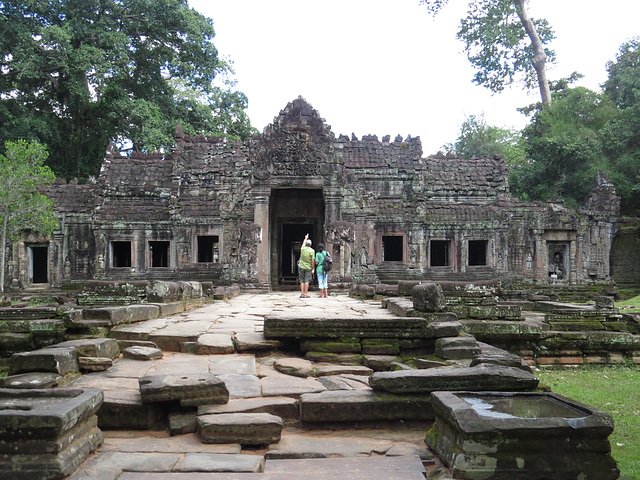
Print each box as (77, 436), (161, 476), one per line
(52, 338), (120, 360)
(234, 333), (283, 352)
(198, 397), (300, 421)
(369, 364), (539, 394)
(139, 374), (229, 407)
(8, 347), (79, 375)
(361, 338), (399, 355)
(412, 283), (447, 313)
(197, 413), (283, 445)
(122, 346), (163, 360)
(78, 357), (113, 372)
(264, 315), (434, 339)
(300, 390), (434, 422)
(435, 336), (480, 360)
(0, 372), (61, 389)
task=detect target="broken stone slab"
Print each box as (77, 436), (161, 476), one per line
(265, 432), (394, 460)
(471, 342), (532, 372)
(78, 357), (113, 372)
(83, 305), (160, 325)
(216, 374), (261, 399)
(117, 339), (160, 351)
(51, 338), (120, 360)
(197, 413), (283, 445)
(0, 387), (103, 438)
(369, 363), (539, 394)
(314, 364), (373, 377)
(412, 283), (447, 312)
(264, 315), (435, 339)
(198, 396), (299, 421)
(273, 358), (315, 377)
(172, 453), (264, 473)
(123, 346), (163, 360)
(260, 375), (326, 398)
(316, 374), (371, 391)
(413, 358), (449, 369)
(264, 456), (426, 478)
(300, 390), (434, 422)
(139, 374), (229, 407)
(233, 332), (283, 352)
(431, 320), (462, 338)
(8, 347), (79, 375)
(194, 334), (235, 355)
(0, 372), (61, 389)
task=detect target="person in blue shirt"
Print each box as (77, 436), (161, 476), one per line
(315, 243), (329, 298)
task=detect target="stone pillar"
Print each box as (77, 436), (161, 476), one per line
(253, 186), (271, 287)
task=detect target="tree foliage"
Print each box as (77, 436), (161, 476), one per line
(0, 140), (57, 292)
(0, 0), (258, 180)
(443, 114), (526, 165)
(420, 0), (555, 103)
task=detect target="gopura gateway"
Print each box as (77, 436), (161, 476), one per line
(5, 97), (622, 291)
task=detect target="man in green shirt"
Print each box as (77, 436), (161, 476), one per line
(299, 233), (315, 298)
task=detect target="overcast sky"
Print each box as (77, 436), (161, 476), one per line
(188, 0), (640, 155)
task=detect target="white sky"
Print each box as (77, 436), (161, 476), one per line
(188, 0), (640, 155)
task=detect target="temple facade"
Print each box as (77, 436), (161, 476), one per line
(5, 97), (622, 290)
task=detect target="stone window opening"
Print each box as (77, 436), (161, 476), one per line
(382, 235), (404, 262)
(111, 241), (132, 268)
(149, 241), (170, 268)
(197, 235), (220, 263)
(430, 240), (450, 267)
(468, 240), (488, 266)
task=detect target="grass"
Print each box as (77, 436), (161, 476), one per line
(537, 365), (640, 480)
(616, 294), (640, 313)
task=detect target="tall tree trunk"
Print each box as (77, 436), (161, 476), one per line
(514, 0), (552, 104)
(0, 214), (7, 293)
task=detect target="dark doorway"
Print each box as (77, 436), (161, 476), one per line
(270, 188), (325, 286)
(430, 240), (450, 267)
(149, 241), (170, 268)
(468, 240), (488, 266)
(383, 235), (404, 262)
(29, 246), (48, 284)
(111, 241), (132, 268)
(281, 223), (315, 283)
(197, 236), (219, 263)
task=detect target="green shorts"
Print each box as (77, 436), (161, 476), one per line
(299, 269), (312, 284)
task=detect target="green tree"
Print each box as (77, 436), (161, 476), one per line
(515, 87), (619, 207)
(0, 0), (257, 180)
(443, 114), (526, 164)
(0, 140), (57, 292)
(601, 38), (640, 214)
(420, 0), (556, 103)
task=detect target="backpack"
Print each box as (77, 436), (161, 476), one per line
(323, 252), (333, 272)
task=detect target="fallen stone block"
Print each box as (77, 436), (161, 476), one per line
(139, 374), (229, 407)
(300, 390), (434, 422)
(78, 357), (113, 372)
(412, 283), (447, 312)
(369, 363), (539, 394)
(168, 411), (197, 436)
(304, 352), (364, 365)
(197, 413), (283, 446)
(123, 346), (163, 360)
(51, 338), (120, 360)
(363, 355), (399, 371)
(8, 347), (79, 375)
(435, 336), (480, 360)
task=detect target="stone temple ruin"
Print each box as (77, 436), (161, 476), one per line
(0, 97), (635, 479)
(3, 96), (622, 291)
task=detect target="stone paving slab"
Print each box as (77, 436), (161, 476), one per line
(100, 432), (241, 454)
(264, 456), (426, 476)
(264, 433), (394, 459)
(217, 374), (261, 399)
(117, 474), (426, 480)
(173, 453), (264, 473)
